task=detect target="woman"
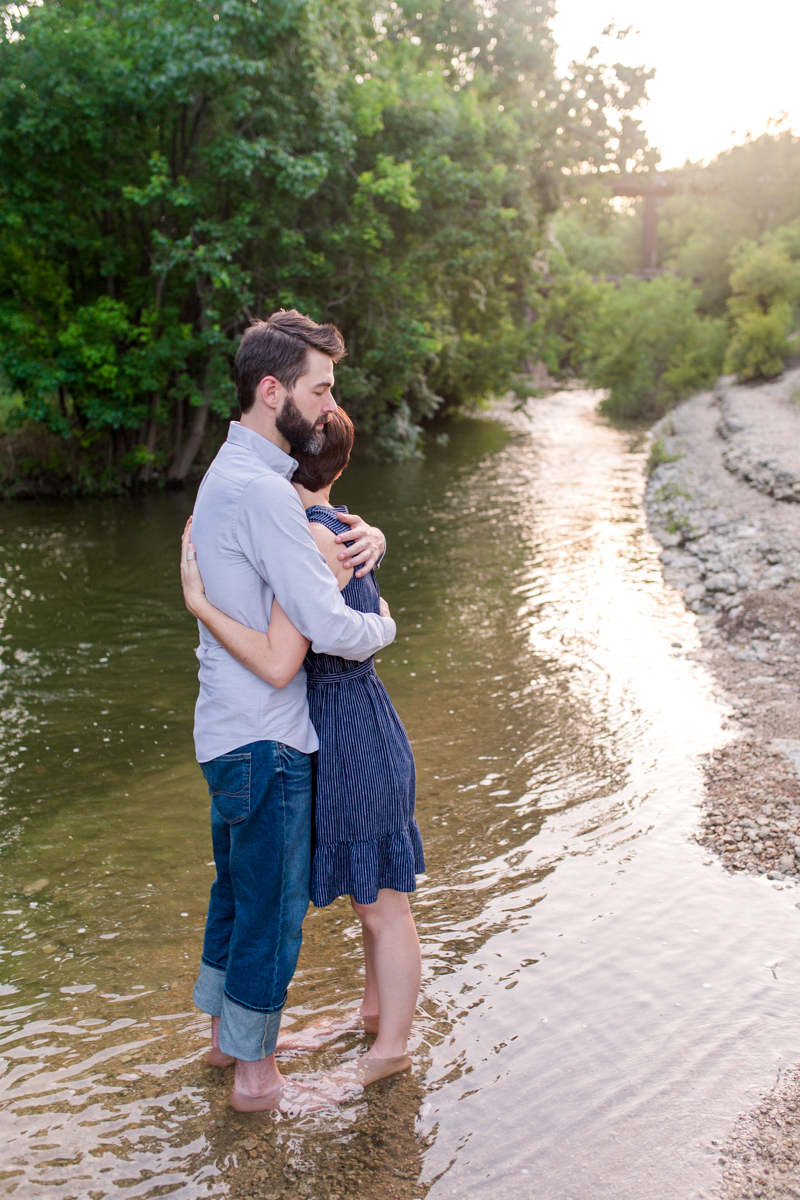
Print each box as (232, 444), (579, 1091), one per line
(180, 408), (424, 1089)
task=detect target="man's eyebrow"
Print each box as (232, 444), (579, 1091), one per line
(313, 377), (334, 388)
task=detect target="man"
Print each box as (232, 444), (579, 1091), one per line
(189, 310), (395, 1111)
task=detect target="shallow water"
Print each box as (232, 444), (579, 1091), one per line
(0, 392), (799, 1199)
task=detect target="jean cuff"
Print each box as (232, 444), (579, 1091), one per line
(217, 992), (285, 1062)
(193, 959), (225, 1018)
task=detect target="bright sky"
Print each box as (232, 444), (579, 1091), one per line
(551, 0), (800, 169)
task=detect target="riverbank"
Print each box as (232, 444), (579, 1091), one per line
(645, 368), (800, 1200)
(0, 418), (227, 497)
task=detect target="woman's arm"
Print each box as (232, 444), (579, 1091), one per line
(308, 521), (354, 590)
(181, 518), (310, 688)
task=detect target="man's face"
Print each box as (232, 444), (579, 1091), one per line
(274, 348), (337, 456)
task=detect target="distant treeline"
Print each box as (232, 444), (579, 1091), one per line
(533, 129), (800, 418)
(0, 0), (654, 493)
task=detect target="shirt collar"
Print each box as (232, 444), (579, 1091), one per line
(226, 421), (298, 480)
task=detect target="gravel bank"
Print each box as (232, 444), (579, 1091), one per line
(645, 370), (800, 1200)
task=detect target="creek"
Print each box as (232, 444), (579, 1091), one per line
(0, 391), (799, 1200)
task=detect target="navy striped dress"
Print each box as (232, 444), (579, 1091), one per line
(304, 505), (425, 908)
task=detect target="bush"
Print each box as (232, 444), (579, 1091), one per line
(585, 276), (727, 419)
(723, 303), (795, 380)
(723, 225), (800, 380)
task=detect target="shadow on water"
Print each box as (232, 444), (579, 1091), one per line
(0, 395), (799, 1198)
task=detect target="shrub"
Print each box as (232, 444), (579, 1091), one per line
(723, 226), (800, 380)
(585, 276), (727, 420)
(723, 303), (795, 380)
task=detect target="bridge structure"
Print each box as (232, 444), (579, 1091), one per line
(605, 174), (675, 274)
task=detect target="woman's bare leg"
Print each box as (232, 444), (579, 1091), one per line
(351, 889), (420, 1060)
(357, 913), (380, 1033)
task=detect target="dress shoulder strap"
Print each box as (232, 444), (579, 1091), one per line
(305, 504), (352, 540)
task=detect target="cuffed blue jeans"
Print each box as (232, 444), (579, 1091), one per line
(193, 739), (312, 1061)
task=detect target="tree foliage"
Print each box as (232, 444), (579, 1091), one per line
(548, 127), (800, 317)
(723, 219), (800, 379)
(533, 130), (800, 414)
(0, 0), (652, 485)
(659, 129), (800, 315)
(530, 270), (727, 419)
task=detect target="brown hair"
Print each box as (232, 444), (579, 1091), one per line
(234, 309), (346, 413)
(292, 408), (355, 492)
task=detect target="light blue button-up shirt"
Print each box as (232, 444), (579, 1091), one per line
(191, 422), (396, 762)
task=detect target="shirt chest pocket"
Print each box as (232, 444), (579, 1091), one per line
(201, 753), (251, 824)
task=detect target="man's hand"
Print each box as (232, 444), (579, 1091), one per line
(379, 597), (391, 620)
(334, 513), (386, 577)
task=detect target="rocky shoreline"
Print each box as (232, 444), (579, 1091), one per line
(645, 369), (800, 1200)
(646, 367), (800, 886)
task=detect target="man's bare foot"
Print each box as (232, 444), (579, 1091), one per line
(361, 1012), (379, 1035)
(231, 1051), (333, 1113)
(207, 1046), (236, 1068)
(207, 1016), (236, 1067)
(229, 1078), (333, 1114)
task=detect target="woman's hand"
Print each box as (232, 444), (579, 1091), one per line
(180, 516), (208, 616)
(379, 597), (391, 620)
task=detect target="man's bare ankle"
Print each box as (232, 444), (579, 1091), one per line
(233, 1054), (283, 1097)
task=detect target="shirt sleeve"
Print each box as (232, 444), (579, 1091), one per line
(236, 474), (396, 660)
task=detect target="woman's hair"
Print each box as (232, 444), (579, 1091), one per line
(292, 407), (354, 491)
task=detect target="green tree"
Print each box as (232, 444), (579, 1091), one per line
(0, 0), (654, 485)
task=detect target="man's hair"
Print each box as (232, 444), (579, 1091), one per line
(234, 309), (346, 413)
(292, 407), (355, 492)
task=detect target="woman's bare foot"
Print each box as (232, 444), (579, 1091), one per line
(276, 1010), (376, 1054)
(276, 1018), (344, 1053)
(316, 1053), (411, 1101)
(361, 1012), (379, 1035)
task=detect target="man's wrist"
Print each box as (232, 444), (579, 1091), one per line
(374, 528), (387, 570)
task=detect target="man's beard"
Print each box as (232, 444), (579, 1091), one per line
(275, 393), (327, 456)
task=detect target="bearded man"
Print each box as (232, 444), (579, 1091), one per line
(188, 310), (395, 1109)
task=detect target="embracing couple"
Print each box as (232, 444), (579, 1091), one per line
(180, 309), (425, 1113)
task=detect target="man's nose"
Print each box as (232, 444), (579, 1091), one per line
(321, 392), (338, 414)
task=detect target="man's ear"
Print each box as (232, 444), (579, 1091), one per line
(257, 375), (282, 412)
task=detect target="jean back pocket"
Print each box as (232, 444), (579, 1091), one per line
(201, 753), (251, 825)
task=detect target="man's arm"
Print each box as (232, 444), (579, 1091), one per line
(237, 475), (395, 661)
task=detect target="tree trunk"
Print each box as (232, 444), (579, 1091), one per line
(168, 397), (210, 483)
(138, 397), (159, 483)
